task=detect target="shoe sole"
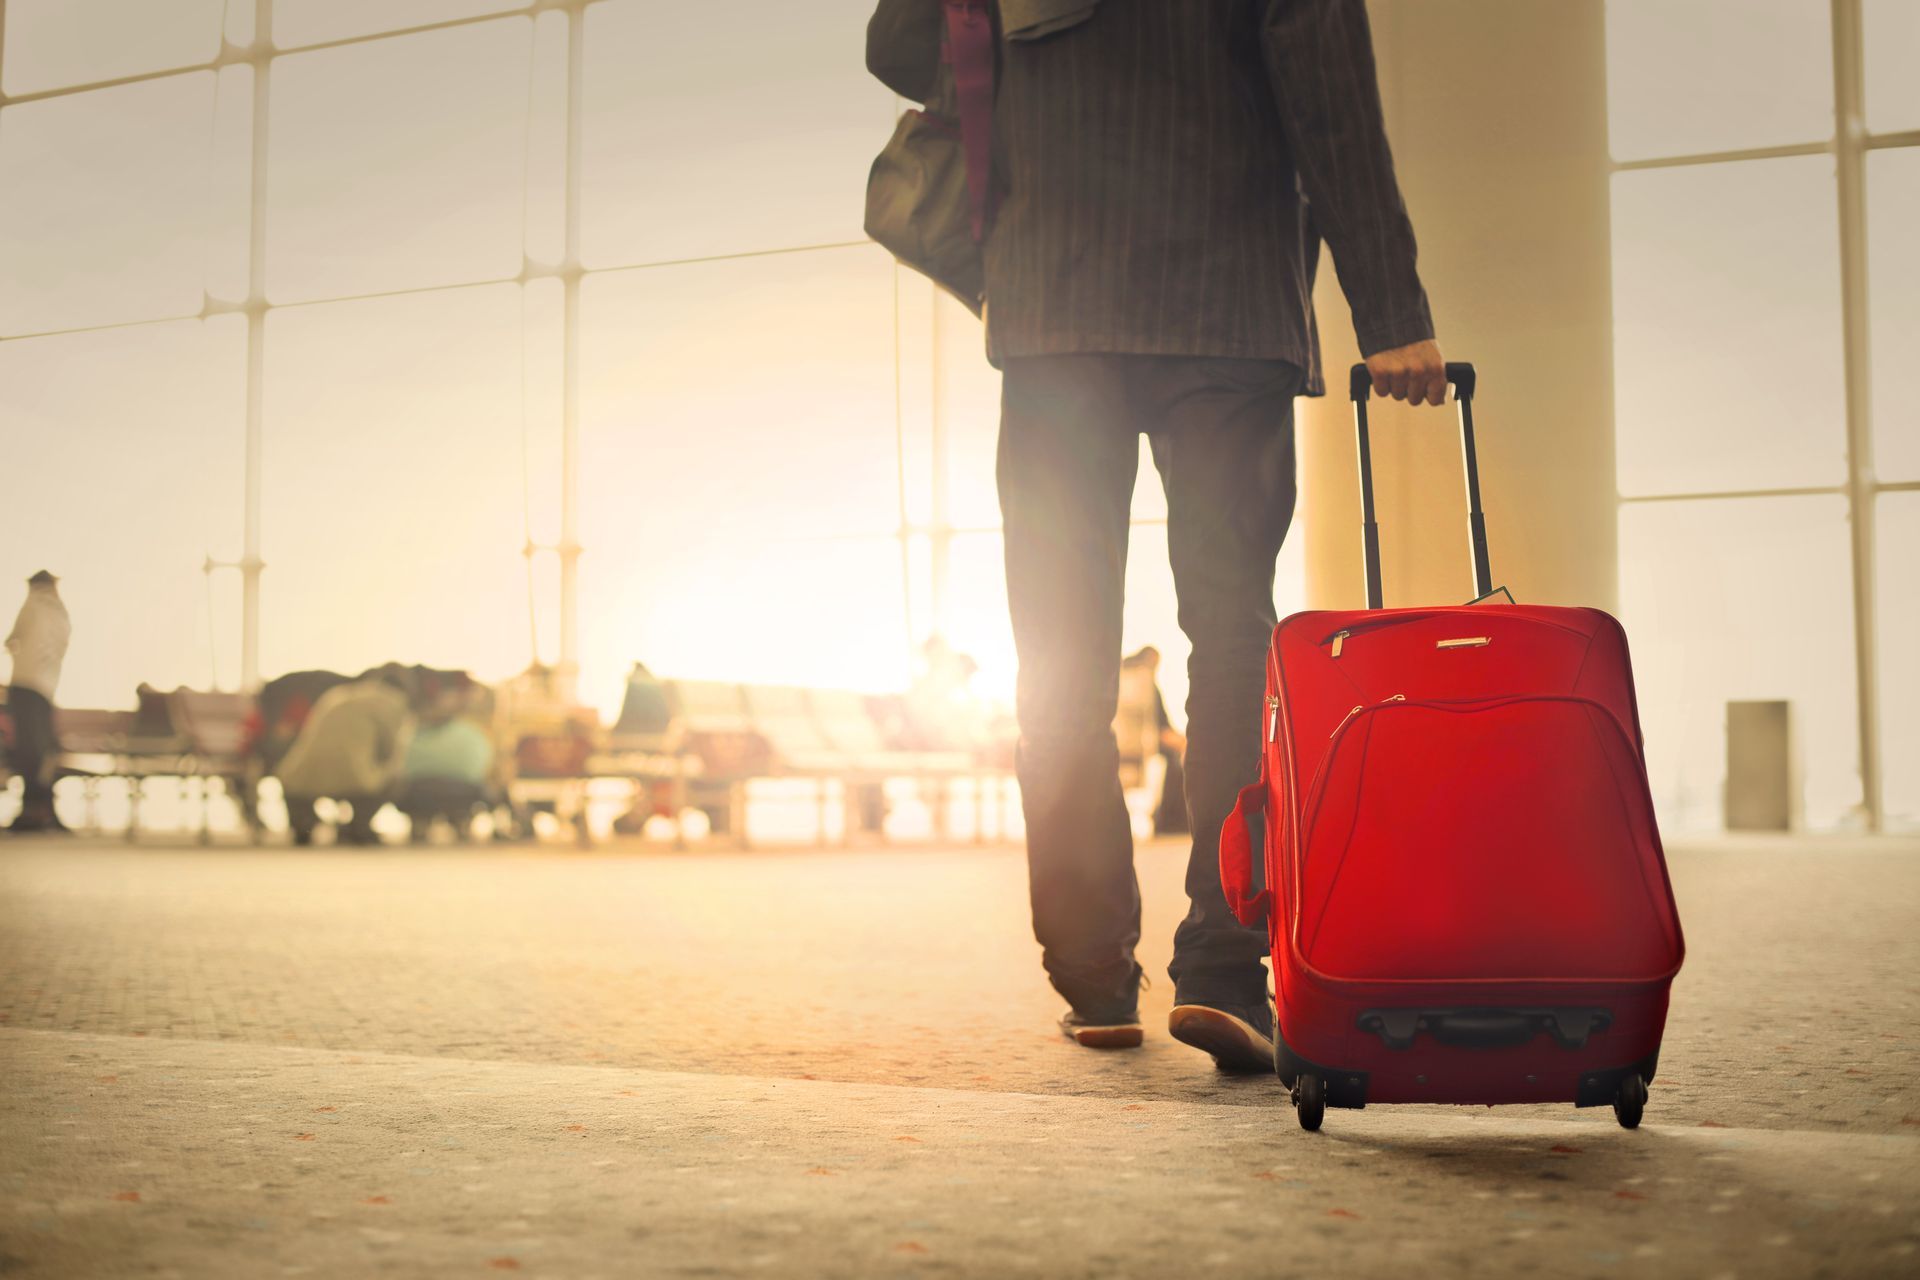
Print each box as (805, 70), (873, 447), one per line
(1066, 1023), (1144, 1049)
(1168, 1005), (1274, 1073)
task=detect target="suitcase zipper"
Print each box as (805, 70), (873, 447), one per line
(1266, 694), (1281, 742)
(1317, 610), (1590, 654)
(1331, 693), (1403, 737)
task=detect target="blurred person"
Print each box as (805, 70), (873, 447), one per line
(397, 682), (496, 843)
(241, 668), (351, 834)
(874, 0), (1445, 1060)
(494, 662), (596, 840)
(276, 667), (417, 846)
(1116, 646), (1188, 838)
(4, 571), (72, 834)
(902, 635), (982, 750)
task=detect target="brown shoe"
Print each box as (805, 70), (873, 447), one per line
(1060, 1009), (1144, 1049)
(1168, 1004), (1274, 1072)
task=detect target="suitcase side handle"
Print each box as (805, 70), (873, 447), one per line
(1347, 360), (1493, 609)
(1219, 778), (1272, 927)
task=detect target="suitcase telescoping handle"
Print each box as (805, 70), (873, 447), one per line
(1347, 361), (1492, 610)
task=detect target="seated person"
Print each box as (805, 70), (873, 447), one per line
(275, 669), (416, 846)
(397, 685), (496, 843)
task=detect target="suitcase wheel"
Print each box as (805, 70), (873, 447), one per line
(1613, 1072), (1648, 1130)
(1292, 1072), (1325, 1132)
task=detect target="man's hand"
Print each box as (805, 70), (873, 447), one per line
(1365, 339), (1448, 407)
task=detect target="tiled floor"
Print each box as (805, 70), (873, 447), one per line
(1, 834), (1915, 1276)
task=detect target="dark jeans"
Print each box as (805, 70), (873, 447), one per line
(1153, 747), (1189, 837)
(397, 777), (488, 838)
(286, 793), (384, 845)
(999, 354), (1299, 1017)
(5, 685), (60, 822)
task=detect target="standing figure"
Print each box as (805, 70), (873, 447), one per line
(872, 0), (1448, 1063)
(5, 570), (72, 834)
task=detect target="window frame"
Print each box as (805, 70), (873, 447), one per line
(1609, 0), (1920, 831)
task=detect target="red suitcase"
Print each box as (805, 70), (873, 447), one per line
(1218, 362), (1684, 1131)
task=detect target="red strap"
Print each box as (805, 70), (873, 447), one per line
(943, 0), (994, 243)
(1219, 776), (1272, 926)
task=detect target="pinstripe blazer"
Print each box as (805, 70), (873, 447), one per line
(982, 0), (1433, 392)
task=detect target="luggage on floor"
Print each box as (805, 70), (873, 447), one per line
(1218, 362), (1684, 1131)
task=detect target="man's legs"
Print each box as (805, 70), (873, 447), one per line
(999, 355), (1144, 1026)
(7, 686), (63, 831)
(1143, 358), (1301, 1046)
(337, 796), (383, 846)
(398, 783), (436, 843)
(284, 792), (320, 845)
(1153, 747), (1189, 836)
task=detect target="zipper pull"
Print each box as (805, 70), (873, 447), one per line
(1330, 630), (1349, 659)
(1265, 694), (1280, 742)
(1331, 704), (1363, 737)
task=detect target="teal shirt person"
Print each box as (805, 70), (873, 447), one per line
(403, 717), (494, 786)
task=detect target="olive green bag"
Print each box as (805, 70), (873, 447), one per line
(863, 1), (995, 316)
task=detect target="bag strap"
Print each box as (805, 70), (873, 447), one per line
(942, 0), (995, 243)
(1219, 774), (1272, 927)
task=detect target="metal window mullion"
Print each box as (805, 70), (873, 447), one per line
(239, 0), (272, 693)
(1610, 139), (1833, 173)
(1832, 0), (1882, 832)
(1606, 136), (1918, 180)
(0, 4), (547, 108)
(1617, 485), (1850, 505)
(556, 3), (583, 701)
(0, 244), (877, 346)
(2, 56), (232, 109)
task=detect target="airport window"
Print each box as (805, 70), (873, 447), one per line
(1618, 495), (1860, 833)
(0, 317), (247, 705)
(1866, 147), (1919, 481)
(1606, 0), (1920, 833)
(1610, 155), (1848, 496)
(265, 21), (533, 302)
(1877, 494), (1920, 826)
(258, 284), (537, 682)
(1861, 0), (1920, 132)
(0, 0), (225, 97)
(579, 0), (887, 267)
(1604, 0), (1834, 162)
(0, 71), (220, 334)
(576, 250), (910, 692)
(0, 0), (1259, 743)
(270, 0), (524, 50)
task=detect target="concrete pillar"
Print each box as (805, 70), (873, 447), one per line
(1299, 0), (1617, 613)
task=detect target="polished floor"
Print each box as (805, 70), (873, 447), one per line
(1, 833), (1916, 1277)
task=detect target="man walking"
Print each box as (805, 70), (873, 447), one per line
(958, 0), (1445, 1065)
(5, 571), (73, 834)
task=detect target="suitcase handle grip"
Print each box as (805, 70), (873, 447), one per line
(1348, 361), (1477, 402)
(1219, 778), (1271, 927)
(1346, 360), (1494, 609)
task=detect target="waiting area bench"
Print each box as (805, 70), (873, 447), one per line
(5, 666), (1015, 848)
